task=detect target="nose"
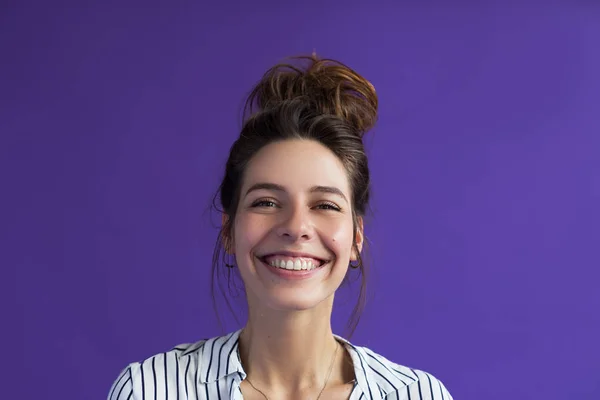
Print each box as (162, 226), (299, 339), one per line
(275, 204), (313, 242)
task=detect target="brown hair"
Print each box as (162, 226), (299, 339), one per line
(211, 54), (378, 337)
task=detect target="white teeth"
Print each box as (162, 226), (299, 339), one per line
(265, 257), (320, 271)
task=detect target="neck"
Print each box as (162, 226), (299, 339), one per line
(238, 297), (340, 391)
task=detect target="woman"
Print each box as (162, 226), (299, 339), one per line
(108, 54), (453, 400)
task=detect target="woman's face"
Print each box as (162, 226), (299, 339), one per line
(231, 139), (363, 312)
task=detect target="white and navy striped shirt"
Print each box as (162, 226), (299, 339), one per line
(108, 330), (453, 400)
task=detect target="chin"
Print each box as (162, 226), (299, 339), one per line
(241, 257), (344, 312)
(261, 290), (332, 312)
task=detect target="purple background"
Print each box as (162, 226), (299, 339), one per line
(2, 2), (599, 399)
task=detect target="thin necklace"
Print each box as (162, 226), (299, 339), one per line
(244, 342), (340, 400)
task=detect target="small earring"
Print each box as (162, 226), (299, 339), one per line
(225, 253), (236, 268)
(349, 259), (361, 269)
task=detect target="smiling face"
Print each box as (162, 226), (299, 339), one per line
(230, 139), (363, 311)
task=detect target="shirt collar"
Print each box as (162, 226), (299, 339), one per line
(334, 334), (415, 399)
(184, 330), (243, 384)
(190, 329), (414, 399)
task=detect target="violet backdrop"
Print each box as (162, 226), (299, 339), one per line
(1, 2), (599, 399)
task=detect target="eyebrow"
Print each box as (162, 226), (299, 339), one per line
(244, 182), (348, 203)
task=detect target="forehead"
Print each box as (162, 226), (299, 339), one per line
(242, 139), (350, 194)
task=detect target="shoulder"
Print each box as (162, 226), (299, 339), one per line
(107, 337), (210, 400)
(350, 343), (453, 400)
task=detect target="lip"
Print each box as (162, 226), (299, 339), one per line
(255, 255), (328, 280)
(258, 250), (329, 263)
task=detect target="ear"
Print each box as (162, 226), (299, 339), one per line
(221, 213), (234, 254)
(351, 216), (364, 261)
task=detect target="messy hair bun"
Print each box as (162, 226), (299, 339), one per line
(213, 53), (377, 337)
(243, 54), (378, 137)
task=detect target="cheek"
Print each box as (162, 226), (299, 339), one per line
(233, 214), (269, 251)
(321, 219), (355, 258)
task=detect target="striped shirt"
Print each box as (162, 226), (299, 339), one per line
(108, 329), (453, 400)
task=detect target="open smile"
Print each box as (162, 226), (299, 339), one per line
(260, 256), (327, 271)
(255, 252), (331, 277)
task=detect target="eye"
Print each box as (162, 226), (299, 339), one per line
(251, 199), (278, 208)
(315, 202), (341, 211)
